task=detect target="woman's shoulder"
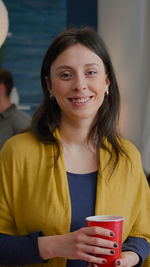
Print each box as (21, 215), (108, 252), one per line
(104, 136), (140, 157)
(119, 136), (139, 151)
(118, 137), (142, 163)
(0, 131), (44, 158)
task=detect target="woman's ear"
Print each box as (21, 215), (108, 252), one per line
(105, 76), (110, 93)
(45, 76), (55, 99)
(104, 75), (110, 96)
(45, 76), (51, 91)
(105, 76), (110, 87)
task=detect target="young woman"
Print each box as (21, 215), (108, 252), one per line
(0, 27), (150, 267)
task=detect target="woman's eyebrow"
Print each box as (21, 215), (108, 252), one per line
(56, 63), (100, 71)
(56, 66), (72, 71)
(85, 63), (101, 67)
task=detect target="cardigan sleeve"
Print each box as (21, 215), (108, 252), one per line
(124, 145), (150, 266)
(0, 141), (18, 235)
(128, 164), (150, 243)
(0, 231), (45, 265)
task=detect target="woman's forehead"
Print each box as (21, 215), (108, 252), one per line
(50, 43), (104, 70)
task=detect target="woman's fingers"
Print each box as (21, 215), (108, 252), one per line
(73, 226), (118, 263)
(88, 251), (140, 267)
(79, 251), (107, 265)
(77, 226), (117, 248)
(77, 242), (116, 256)
(82, 226), (115, 238)
(84, 235), (118, 248)
(115, 251), (140, 267)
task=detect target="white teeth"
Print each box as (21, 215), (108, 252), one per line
(72, 97), (90, 103)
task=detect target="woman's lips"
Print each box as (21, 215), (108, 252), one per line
(68, 96), (93, 103)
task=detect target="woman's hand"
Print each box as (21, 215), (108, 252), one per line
(114, 251), (140, 266)
(38, 226), (118, 265)
(88, 251), (140, 267)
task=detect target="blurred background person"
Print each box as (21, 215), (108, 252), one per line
(0, 68), (31, 149)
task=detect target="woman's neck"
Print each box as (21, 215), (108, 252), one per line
(59, 119), (98, 173)
(59, 118), (94, 147)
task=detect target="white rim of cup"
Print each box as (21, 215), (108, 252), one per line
(86, 215), (125, 222)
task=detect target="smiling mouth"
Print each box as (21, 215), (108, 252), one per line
(68, 96), (93, 103)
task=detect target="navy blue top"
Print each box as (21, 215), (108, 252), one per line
(67, 171), (97, 267)
(67, 170), (98, 231)
(0, 171), (149, 266)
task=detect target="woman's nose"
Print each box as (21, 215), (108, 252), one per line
(73, 75), (87, 91)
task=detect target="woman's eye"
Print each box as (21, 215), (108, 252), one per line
(60, 72), (72, 79)
(86, 70), (97, 76)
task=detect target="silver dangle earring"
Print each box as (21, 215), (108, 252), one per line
(105, 90), (109, 96)
(49, 92), (55, 100)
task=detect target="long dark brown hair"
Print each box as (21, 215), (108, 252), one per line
(31, 27), (127, 170)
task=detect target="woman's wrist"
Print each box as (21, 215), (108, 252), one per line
(38, 235), (58, 260)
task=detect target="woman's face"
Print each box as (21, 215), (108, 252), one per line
(47, 43), (110, 124)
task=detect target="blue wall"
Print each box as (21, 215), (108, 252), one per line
(67, 0), (97, 30)
(2, 0), (67, 115)
(1, 0), (97, 116)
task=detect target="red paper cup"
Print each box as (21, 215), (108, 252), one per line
(86, 215), (124, 267)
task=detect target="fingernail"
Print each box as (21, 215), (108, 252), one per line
(116, 261), (121, 265)
(110, 231), (115, 236)
(102, 260), (107, 264)
(110, 250), (115, 254)
(113, 243), (118, 248)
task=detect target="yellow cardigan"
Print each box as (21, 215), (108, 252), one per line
(0, 129), (150, 267)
